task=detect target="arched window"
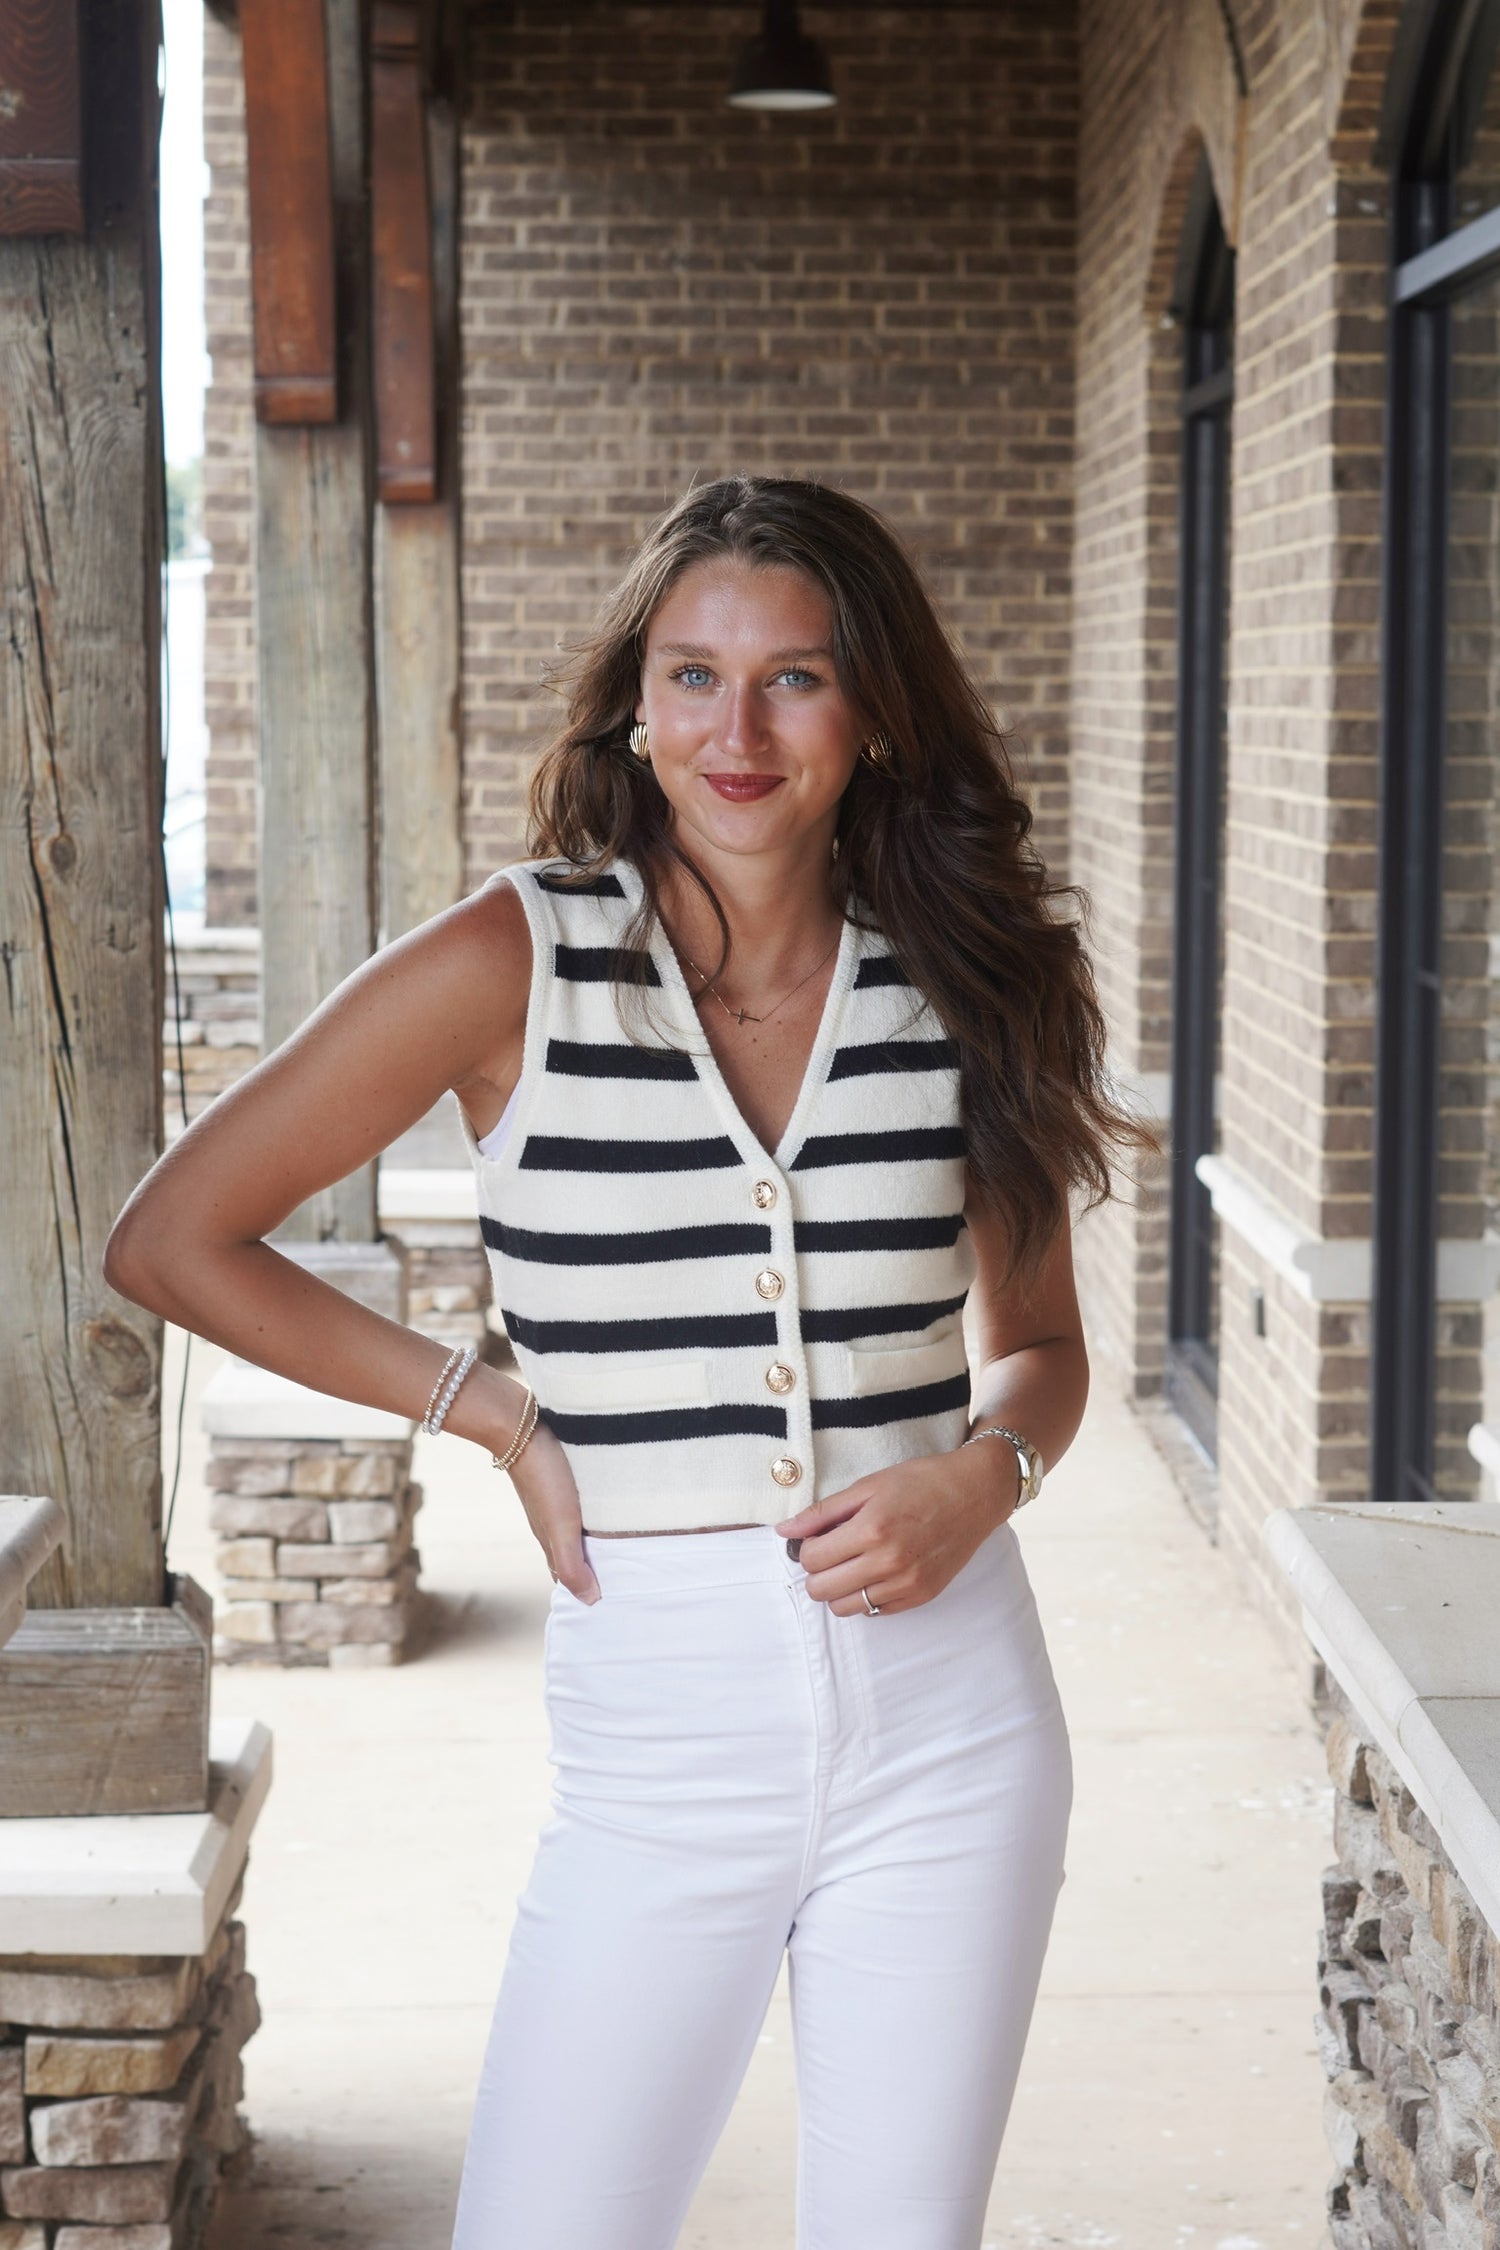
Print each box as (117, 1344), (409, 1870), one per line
(1375, 0), (1500, 1500)
(1168, 155), (1235, 1462)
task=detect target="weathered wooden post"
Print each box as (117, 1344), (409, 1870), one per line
(0, 0), (169, 1625)
(0, 0), (212, 1796)
(372, 0), (464, 944)
(204, 0), (423, 1668)
(0, 3), (266, 2232)
(244, 0), (379, 1245)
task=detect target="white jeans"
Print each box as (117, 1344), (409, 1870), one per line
(451, 1518), (1072, 2250)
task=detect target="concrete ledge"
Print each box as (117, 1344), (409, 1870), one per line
(1263, 1502), (1500, 1939)
(201, 1362), (415, 1443)
(0, 1714), (273, 1955)
(378, 1167), (480, 1224)
(1196, 1154), (1500, 1303)
(1468, 1421), (1500, 1483)
(0, 1495), (67, 1648)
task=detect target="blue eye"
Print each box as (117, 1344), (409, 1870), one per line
(779, 668), (820, 689)
(674, 666), (713, 689)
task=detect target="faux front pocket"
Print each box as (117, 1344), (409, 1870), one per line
(844, 1326), (968, 1396)
(536, 1355), (712, 1414)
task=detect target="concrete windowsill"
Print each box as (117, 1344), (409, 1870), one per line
(1262, 1502), (1500, 1940)
(1196, 1154), (1500, 1304)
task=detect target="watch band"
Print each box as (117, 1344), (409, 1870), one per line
(962, 1423), (1043, 1509)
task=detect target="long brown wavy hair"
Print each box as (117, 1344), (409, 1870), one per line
(528, 475), (1162, 1299)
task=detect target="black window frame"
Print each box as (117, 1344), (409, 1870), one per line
(1372, 0), (1500, 1503)
(1166, 156), (1236, 1463)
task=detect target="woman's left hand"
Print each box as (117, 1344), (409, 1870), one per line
(774, 1439), (1022, 1617)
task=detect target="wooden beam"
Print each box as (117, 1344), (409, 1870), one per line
(255, 0), (378, 1242)
(371, 2), (436, 504)
(376, 81), (462, 940)
(0, 1577), (212, 1816)
(0, 0), (84, 235)
(0, 0), (165, 1608)
(241, 0), (337, 423)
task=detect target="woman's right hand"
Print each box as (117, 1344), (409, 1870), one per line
(508, 1418), (601, 1603)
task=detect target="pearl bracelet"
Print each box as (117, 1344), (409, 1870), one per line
(422, 1344), (478, 1437)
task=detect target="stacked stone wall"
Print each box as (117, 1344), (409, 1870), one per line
(162, 936), (259, 1137)
(392, 1229), (493, 1347)
(208, 1439), (423, 1667)
(0, 1899), (258, 2247)
(1318, 1685), (1500, 2248)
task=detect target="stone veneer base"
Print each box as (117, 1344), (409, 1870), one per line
(201, 1366), (422, 1669)
(0, 1719), (270, 2248)
(0, 1896), (260, 2248)
(1317, 1685), (1500, 2249)
(208, 1438), (422, 1667)
(1266, 1503), (1500, 2249)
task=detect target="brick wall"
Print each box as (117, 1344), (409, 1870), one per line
(202, 10), (257, 928)
(198, 1), (1488, 1625)
(1214, 0), (1397, 1609)
(458, 0), (1078, 889)
(1065, 0), (1481, 1636)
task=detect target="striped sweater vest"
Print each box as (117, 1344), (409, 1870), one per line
(458, 856), (977, 1533)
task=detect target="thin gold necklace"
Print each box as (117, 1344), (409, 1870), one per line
(680, 932), (840, 1028)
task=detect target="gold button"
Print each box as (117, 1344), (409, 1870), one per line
(765, 1362), (796, 1395)
(754, 1268), (785, 1301)
(751, 1179), (778, 1210)
(771, 1455), (802, 1487)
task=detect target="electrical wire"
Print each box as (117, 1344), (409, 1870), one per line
(157, 12), (194, 1565)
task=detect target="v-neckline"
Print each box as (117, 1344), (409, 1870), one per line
(619, 857), (862, 1177)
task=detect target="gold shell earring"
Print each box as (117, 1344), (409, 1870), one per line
(629, 721), (650, 762)
(860, 731), (897, 775)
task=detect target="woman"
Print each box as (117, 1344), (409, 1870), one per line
(107, 476), (1156, 2250)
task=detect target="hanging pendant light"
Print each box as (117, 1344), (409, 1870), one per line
(727, 0), (836, 112)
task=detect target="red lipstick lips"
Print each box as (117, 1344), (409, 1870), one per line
(704, 773), (785, 802)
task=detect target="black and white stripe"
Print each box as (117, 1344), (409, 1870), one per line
(461, 857), (976, 1531)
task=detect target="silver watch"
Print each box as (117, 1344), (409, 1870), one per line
(962, 1423), (1044, 1510)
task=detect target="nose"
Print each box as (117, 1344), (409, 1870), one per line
(718, 681), (770, 758)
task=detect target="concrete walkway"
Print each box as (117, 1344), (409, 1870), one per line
(165, 1325), (1335, 2250)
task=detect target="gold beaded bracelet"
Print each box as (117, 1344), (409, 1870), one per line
(490, 1384), (539, 1478)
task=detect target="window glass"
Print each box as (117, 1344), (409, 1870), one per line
(1453, 13), (1500, 228)
(1446, 269), (1500, 1429)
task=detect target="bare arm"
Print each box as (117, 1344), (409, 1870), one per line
(106, 881), (603, 1602)
(955, 1182), (1090, 1506)
(777, 1181), (1089, 1614)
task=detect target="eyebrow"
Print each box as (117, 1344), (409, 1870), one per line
(656, 642), (834, 663)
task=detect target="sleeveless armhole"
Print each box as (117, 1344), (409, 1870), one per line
(453, 862), (556, 1184)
